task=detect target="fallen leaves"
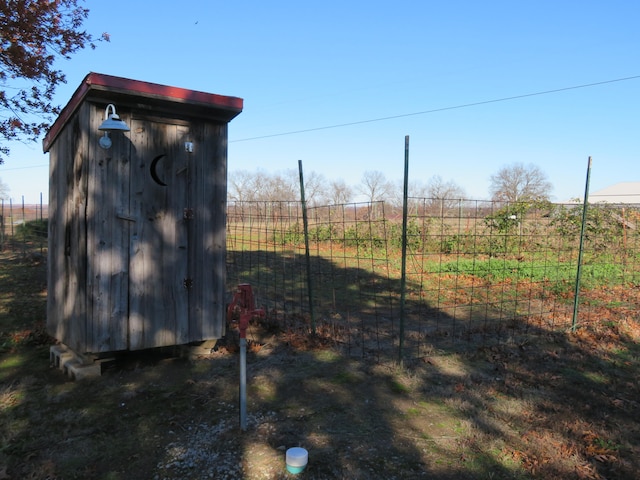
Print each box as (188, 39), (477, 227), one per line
(582, 431), (620, 460)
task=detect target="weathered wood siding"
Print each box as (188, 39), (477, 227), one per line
(86, 102), (130, 352)
(47, 102), (228, 353)
(128, 117), (191, 350)
(189, 122), (228, 341)
(47, 102), (91, 353)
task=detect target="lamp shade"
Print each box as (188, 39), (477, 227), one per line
(99, 115), (130, 132)
(98, 104), (130, 132)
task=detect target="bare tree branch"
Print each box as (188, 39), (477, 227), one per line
(489, 163), (552, 203)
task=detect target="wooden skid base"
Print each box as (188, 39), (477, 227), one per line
(185, 340), (219, 359)
(50, 344), (108, 380)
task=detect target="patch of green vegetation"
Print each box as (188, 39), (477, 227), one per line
(251, 381), (278, 402)
(272, 222), (304, 245)
(423, 256), (631, 291)
(308, 223), (340, 243)
(403, 407), (421, 417)
(0, 350), (49, 382)
(610, 346), (640, 366)
(593, 437), (621, 452)
(452, 420), (468, 435)
(389, 378), (411, 394)
(14, 219), (48, 241)
(0, 352), (26, 369)
(581, 370), (609, 385)
(331, 370), (361, 385)
(313, 349), (341, 362)
(460, 447), (529, 479)
(559, 366), (613, 387)
(343, 222), (385, 251)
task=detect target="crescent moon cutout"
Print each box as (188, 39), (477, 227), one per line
(150, 154), (168, 186)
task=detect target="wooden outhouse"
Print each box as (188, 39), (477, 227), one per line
(43, 73), (243, 354)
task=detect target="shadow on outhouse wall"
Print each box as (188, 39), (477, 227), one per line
(43, 72), (243, 355)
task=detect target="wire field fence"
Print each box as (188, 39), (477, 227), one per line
(227, 199), (640, 361)
(3, 197), (639, 361)
(0, 197), (48, 253)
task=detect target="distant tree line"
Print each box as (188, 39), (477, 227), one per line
(228, 162), (552, 207)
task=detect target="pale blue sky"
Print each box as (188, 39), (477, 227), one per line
(2, 0), (639, 203)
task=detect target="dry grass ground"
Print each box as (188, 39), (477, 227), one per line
(1, 248), (639, 479)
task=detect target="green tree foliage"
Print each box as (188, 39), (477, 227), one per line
(484, 202), (533, 234)
(0, 0), (108, 162)
(550, 203), (626, 253)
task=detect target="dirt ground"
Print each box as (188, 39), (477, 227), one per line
(1, 251), (639, 479)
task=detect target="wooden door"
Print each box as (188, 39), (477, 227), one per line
(128, 119), (191, 350)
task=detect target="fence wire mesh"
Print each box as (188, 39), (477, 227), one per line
(0, 198), (48, 254)
(3, 196), (638, 362)
(227, 199), (640, 361)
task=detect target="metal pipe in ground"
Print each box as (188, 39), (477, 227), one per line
(239, 311), (250, 432)
(239, 337), (247, 431)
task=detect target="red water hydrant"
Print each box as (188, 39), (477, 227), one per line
(227, 284), (265, 431)
(226, 283), (265, 339)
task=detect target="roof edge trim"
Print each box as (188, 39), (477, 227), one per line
(43, 72), (243, 152)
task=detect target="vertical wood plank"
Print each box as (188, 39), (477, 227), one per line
(187, 124), (201, 341)
(46, 120), (67, 343)
(69, 104), (90, 352)
(191, 122), (226, 340)
(86, 103), (130, 352)
(129, 118), (189, 349)
(211, 123), (228, 339)
(174, 125), (191, 345)
(128, 117), (156, 350)
(47, 104), (90, 353)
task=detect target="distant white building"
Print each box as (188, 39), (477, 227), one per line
(566, 182), (640, 206)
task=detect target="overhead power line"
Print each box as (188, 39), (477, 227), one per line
(1, 164), (49, 171)
(231, 75), (640, 143)
(1, 75), (638, 174)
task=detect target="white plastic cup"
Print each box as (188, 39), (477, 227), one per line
(286, 447), (308, 474)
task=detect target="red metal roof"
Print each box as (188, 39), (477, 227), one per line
(43, 72), (243, 152)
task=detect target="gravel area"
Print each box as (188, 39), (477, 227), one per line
(153, 406), (281, 480)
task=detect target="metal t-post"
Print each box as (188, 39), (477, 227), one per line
(399, 136), (409, 363)
(571, 156), (592, 331)
(298, 160), (316, 334)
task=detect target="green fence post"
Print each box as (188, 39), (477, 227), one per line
(571, 156), (592, 331)
(298, 160), (316, 334)
(399, 136), (409, 363)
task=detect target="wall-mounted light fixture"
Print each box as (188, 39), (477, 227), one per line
(99, 104), (130, 132)
(99, 132), (112, 149)
(98, 103), (129, 149)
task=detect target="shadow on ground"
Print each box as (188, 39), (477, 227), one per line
(1, 248), (639, 479)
